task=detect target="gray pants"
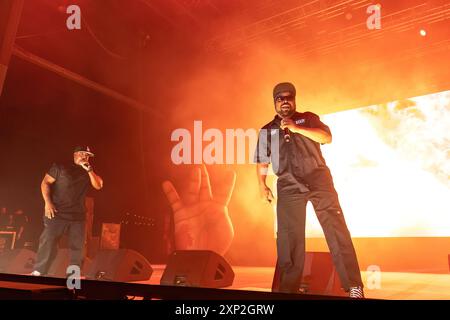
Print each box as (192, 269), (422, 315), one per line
(275, 188), (363, 293)
(34, 216), (86, 275)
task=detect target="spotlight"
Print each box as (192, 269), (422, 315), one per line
(419, 29), (427, 37)
(344, 6), (353, 20)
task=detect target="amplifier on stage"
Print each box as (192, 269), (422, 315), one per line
(0, 231), (16, 253)
(100, 223), (121, 250)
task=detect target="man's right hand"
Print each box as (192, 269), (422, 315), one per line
(44, 202), (57, 219)
(260, 185), (275, 203)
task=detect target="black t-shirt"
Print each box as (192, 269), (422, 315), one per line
(254, 111), (335, 194)
(47, 162), (90, 220)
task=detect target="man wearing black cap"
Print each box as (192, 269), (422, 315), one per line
(254, 82), (364, 298)
(31, 146), (103, 276)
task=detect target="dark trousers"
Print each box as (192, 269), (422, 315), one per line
(275, 188), (363, 293)
(34, 217), (86, 274)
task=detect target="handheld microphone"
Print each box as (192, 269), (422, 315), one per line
(276, 115), (291, 142)
(281, 116), (291, 142)
(283, 127), (290, 143)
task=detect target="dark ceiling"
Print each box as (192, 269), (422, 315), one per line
(12, 0), (450, 113)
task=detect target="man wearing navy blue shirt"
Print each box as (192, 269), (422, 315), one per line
(32, 146), (103, 276)
(254, 82), (364, 298)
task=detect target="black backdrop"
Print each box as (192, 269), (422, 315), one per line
(0, 56), (170, 263)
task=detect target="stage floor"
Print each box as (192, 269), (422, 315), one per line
(139, 265), (450, 300)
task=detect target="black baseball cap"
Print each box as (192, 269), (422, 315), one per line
(273, 82), (296, 100)
(73, 146), (95, 157)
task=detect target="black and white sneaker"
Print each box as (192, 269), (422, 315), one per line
(349, 286), (365, 299)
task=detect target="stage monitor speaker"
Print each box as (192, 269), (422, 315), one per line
(0, 248), (36, 274)
(160, 250), (234, 288)
(47, 249), (91, 278)
(272, 251), (343, 296)
(86, 249), (153, 282)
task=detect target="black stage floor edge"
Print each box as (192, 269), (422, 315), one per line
(0, 273), (364, 300)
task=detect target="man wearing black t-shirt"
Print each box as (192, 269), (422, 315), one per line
(31, 146), (103, 276)
(254, 82), (364, 298)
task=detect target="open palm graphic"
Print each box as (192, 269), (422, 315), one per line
(162, 165), (236, 256)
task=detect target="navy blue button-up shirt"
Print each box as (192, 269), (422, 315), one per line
(254, 111), (335, 194)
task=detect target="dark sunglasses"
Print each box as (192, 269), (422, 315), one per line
(275, 94), (295, 103)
